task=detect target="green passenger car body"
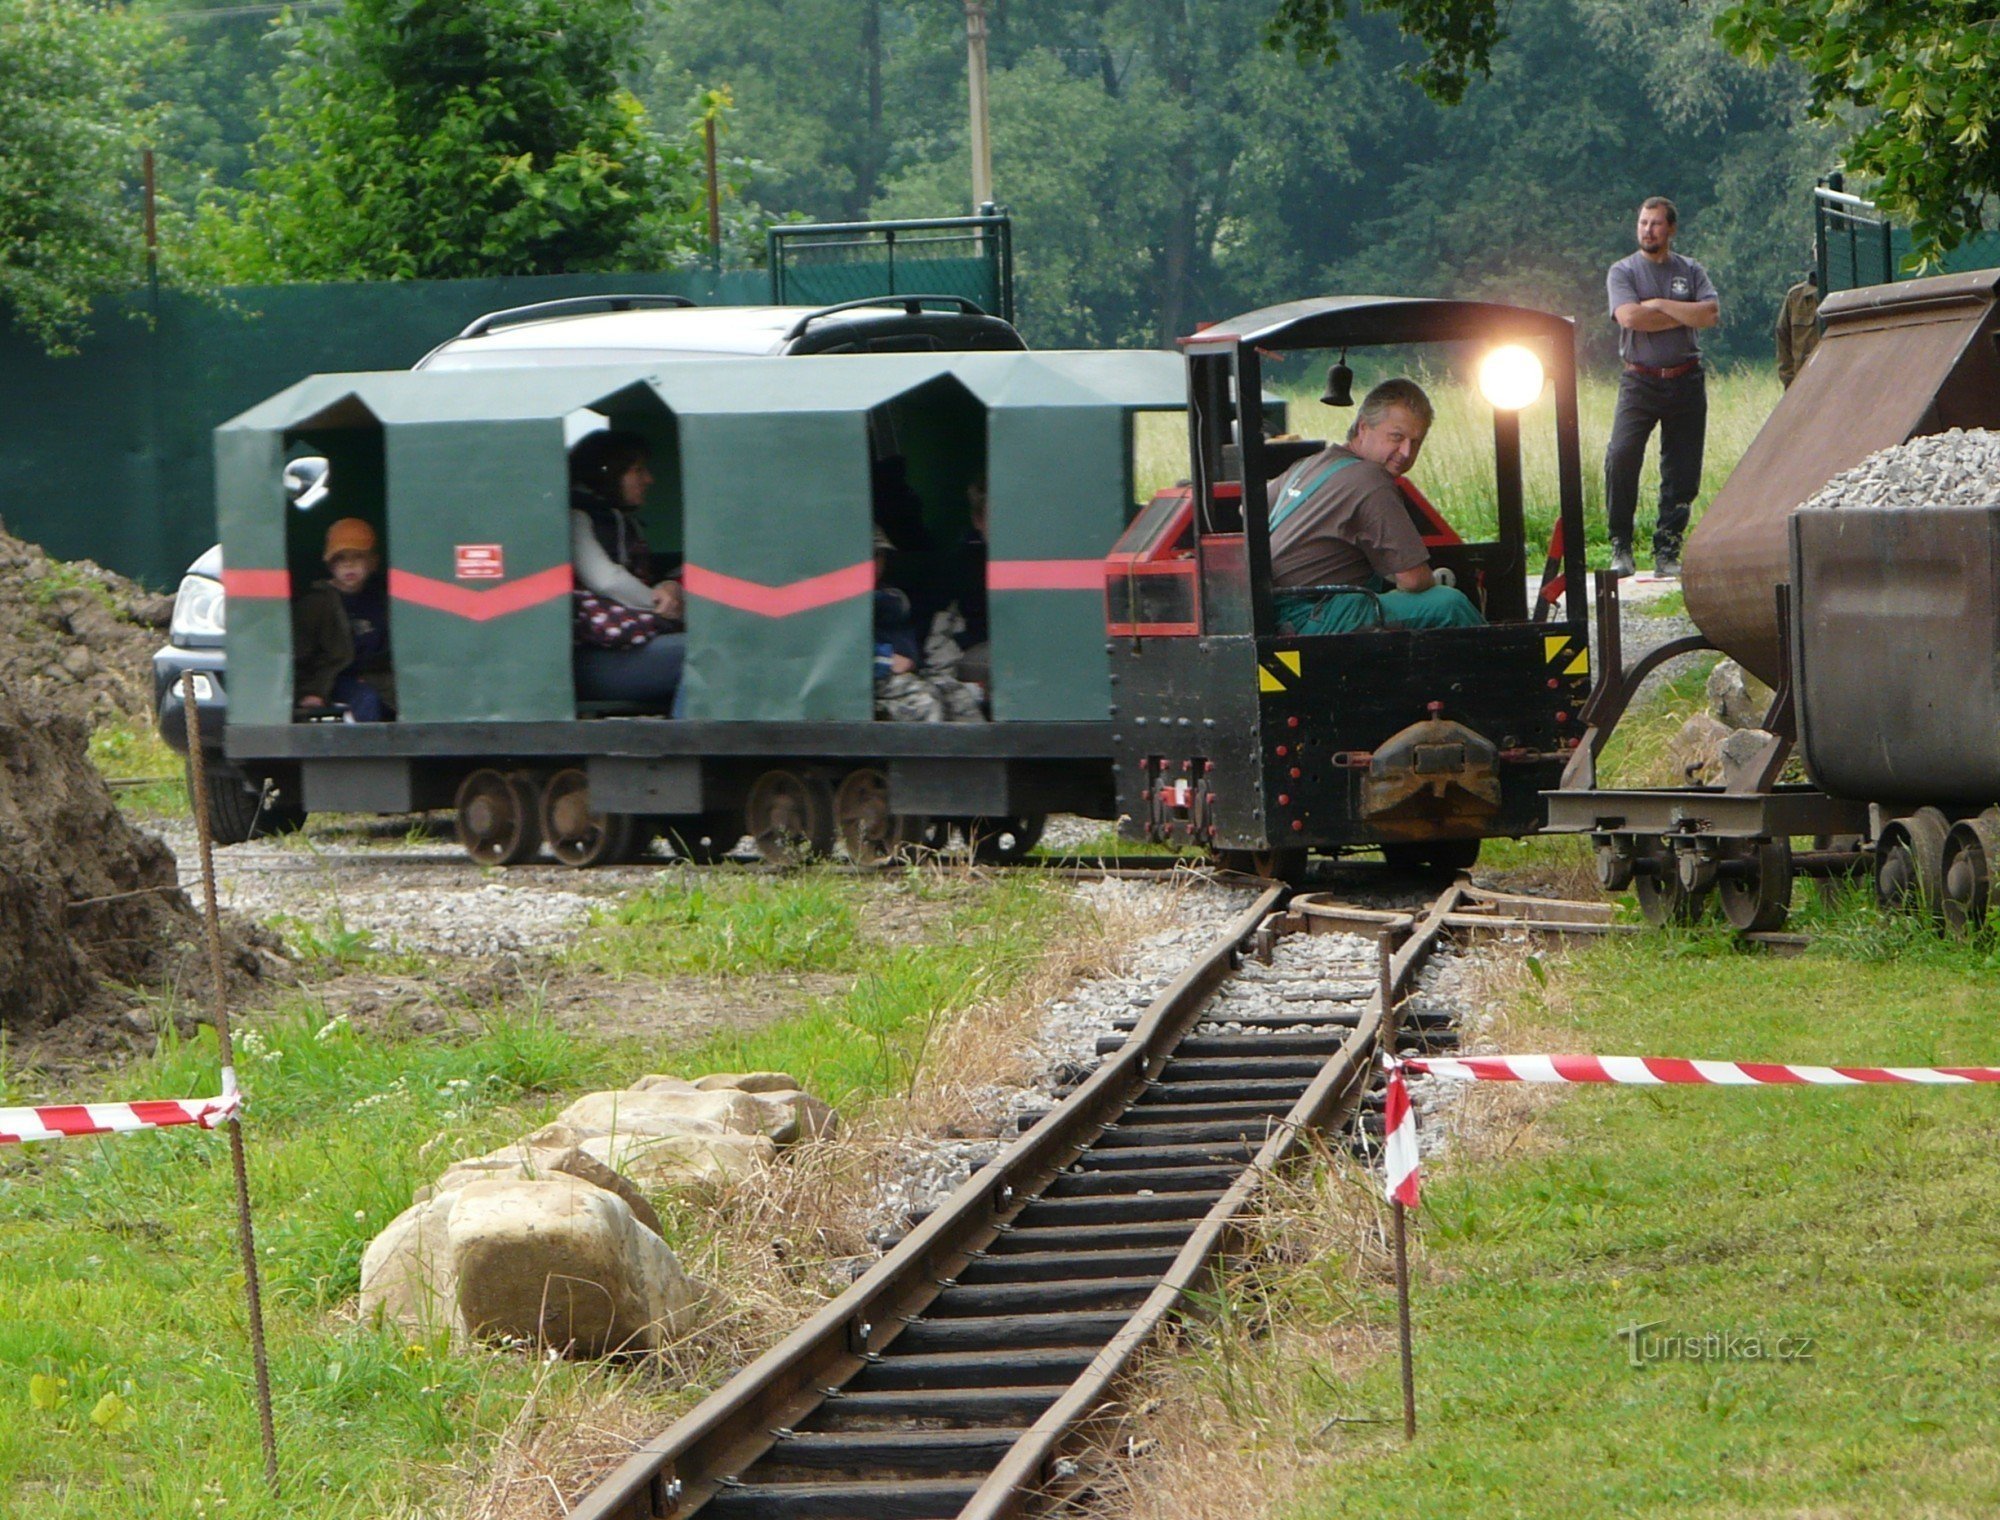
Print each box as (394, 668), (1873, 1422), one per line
(213, 351), (1188, 844)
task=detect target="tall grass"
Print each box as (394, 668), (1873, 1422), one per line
(1134, 363), (1782, 563)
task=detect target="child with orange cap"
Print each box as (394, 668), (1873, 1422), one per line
(293, 518), (396, 720)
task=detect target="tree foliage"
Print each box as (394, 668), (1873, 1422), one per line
(200, 0), (709, 281)
(1716, 1), (2000, 261)
(0, 0), (161, 352)
(1271, 0), (2000, 264)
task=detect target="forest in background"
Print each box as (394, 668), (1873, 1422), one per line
(116, 0), (1831, 363)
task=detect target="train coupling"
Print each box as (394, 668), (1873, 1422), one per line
(1360, 716), (1502, 825)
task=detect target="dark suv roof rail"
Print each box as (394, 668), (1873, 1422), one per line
(453, 294), (698, 341)
(784, 294), (989, 342)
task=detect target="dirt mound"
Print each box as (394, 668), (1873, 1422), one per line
(0, 525), (173, 731)
(0, 693), (206, 1030)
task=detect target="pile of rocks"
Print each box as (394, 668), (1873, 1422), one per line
(359, 1071), (836, 1357)
(1797, 428), (2000, 513)
(1666, 658), (1774, 785)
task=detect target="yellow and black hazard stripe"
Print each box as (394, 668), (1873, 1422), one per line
(1542, 632), (1590, 679)
(1258, 649), (1302, 693)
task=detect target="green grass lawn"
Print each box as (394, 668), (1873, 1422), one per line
(1289, 914), (2000, 1518)
(0, 869), (1081, 1517)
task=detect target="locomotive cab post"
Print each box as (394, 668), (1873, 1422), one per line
(1106, 297), (1596, 878)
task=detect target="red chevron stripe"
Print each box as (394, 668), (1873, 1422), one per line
(989, 559), (1105, 591)
(222, 568), (291, 599)
(683, 560), (874, 617)
(389, 564), (572, 622)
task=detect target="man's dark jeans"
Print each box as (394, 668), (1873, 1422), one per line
(1604, 368), (1706, 559)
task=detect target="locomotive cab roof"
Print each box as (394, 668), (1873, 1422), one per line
(1179, 295), (1577, 354)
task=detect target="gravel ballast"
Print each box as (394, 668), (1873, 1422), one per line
(1797, 427), (2000, 513)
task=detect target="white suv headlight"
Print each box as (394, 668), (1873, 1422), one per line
(170, 574), (226, 643)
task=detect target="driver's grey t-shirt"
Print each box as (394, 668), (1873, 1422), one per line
(1607, 251), (1717, 368)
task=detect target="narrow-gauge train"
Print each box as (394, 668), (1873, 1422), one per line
(1546, 268), (2000, 933)
(188, 294), (1593, 872)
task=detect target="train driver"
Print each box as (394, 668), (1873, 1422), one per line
(1266, 378), (1484, 634)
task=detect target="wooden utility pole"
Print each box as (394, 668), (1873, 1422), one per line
(963, 0), (993, 211)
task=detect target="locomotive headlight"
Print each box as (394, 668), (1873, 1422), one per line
(1477, 345), (1545, 411)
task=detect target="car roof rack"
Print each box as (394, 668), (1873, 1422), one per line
(453, 294), (699, 341)
(784, 294), (991, 342)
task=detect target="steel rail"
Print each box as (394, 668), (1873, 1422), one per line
(956, 880), (1466, 1518)
(567, 877), (1466, 1520)
(570, 883), (1285, 1520)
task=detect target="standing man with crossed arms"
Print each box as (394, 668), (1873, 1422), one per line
(1603, 196), (1719, 578)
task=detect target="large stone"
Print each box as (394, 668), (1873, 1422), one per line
(690, 1070), (803, 1095)
(448, 1179), (706, 1356)
(358, 1190), (463, 1336)
(1666, 712), (1732, 786)
(429, 1141), (662, 1236)
(581, 1131), (776, 1190)
(1705, 659), (1773, 730)
(750, 1089), (840, 1144)
(553, 1087), (770, 1141)
(643, 1072), (838, 1142)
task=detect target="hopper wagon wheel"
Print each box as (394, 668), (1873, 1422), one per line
(1717, 838), (1793, 933)
(834, 768), (922, 869)
(539, 767), (639, 868)
(663, 812), (741, 865)
(1939, 809), (2000, 936)
(454, 768), (543, 866)
(1632, 837), (1708, 927)
(1875, 807), (1950, 924)
(747, 769), (835, 866)
(1215, 847), (1309, 884)
(968, 814), (1048, 864)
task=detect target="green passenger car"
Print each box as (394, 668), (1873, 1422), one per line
(213, 351), (1187, 865)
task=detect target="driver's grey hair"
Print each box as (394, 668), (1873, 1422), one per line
(1347, 379), (1434, 441)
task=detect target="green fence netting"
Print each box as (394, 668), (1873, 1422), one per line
(0, 215), (1015, 588)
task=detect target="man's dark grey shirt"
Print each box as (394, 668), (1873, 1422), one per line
(1606, 251), (1718, 367)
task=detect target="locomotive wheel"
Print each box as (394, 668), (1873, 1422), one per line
(1875, 808), (1950, 922)
(663, 812), (741, 864)
(746, 769), (835, 865)
(454, 768), (543, 866)
(1939, 811), (2000, 936)
(1717, 839), (1793, 934)
(968, 814), (1047, 864)
(540, 768), (638, 868)
(834, 769), (919, 869)
(1216, 847), (1308, 884)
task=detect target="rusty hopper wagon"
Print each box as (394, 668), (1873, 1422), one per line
(211, 350), (1190, 865)
(1103, 296), (1595, 879)
(1546, 268), (2000, 932)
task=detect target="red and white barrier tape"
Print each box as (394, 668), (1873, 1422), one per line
(1379, 1051), (2000, 1205)
(1403, 1055), (2000, 1087)
(1381, 1055), (1421, 1207)
(0, 1067), (241, 1146)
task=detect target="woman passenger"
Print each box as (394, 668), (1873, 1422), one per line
(569, 430), (685, 711)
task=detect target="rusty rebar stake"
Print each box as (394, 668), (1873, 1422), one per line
(182, 674), (280, 1492)
(1394, 1199), (1416, 1440)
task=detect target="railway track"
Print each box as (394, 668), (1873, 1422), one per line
(567, 874), (1603, 1520)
